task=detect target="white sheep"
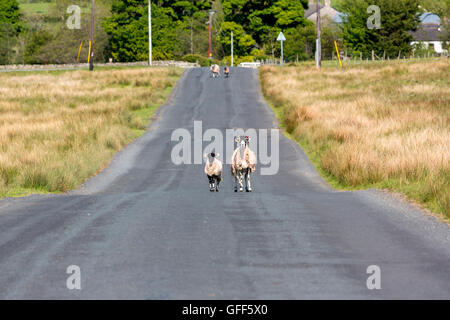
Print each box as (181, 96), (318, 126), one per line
(231, 136), (256, 192)
(210, 64), (220, 78)
(204, 152), (223, 192)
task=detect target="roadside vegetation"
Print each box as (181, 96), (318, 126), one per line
(260, 59), (449, 217)
(0, 67), (182, 197)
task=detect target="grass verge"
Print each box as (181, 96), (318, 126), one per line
(260, 59), (449, 218)
(0, 67), (182, 198)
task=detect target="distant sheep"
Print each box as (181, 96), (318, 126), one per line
(210, 64), (220, 78)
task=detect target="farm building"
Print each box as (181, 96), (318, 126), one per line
(410, 13), (448, 54)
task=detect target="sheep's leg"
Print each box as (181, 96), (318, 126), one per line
(208, 175), (215, 192)
(232, 167), (239, 192)
(244, 169), (248, 191)
(246, 169), (252, 192)
(215, 174), (222, 192)
(238, 171), (244, 192)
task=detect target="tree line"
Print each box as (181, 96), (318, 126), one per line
(0, 0), (448, 65)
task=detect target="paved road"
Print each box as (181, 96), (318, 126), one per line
(0, 68), (449, 299)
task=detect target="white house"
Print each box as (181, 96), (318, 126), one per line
(305, 2), (448, 54)
(410, 13), (448, 54)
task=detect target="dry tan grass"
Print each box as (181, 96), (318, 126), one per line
(260, 60), (450, 216)
(0, 67), (182, 196)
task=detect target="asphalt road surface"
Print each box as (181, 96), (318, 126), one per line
(0, 67), (449, 299)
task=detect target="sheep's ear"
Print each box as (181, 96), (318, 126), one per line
(216, 153), (220, 157)
(235, 137), (240, 143)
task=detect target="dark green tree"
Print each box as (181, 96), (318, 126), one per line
(0, 0), (21, 33)
(283, 21), (316, 61)
(339, 0), (421, 58)
(0, 0), (22, 64)
(171, 0), (214, 57)
(222, 0), (309, 44)
(103, 0), (179, 61)
(217, 21), (256, 56)
(160, 0), (212, 20)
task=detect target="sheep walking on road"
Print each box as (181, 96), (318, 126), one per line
(210, 64), (220, 78)
(231, 136), (256, 192)
(224, 66), (230, 78)
(204, 152), (222, 192)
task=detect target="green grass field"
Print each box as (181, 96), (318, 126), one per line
(19, 1), (54, 16)
(19, 1), (90, 17)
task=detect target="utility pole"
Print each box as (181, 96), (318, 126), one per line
(208, 10), (215, 59)
(231, 31), (234, 67)
(190, 18), (194, 55)
(149, 0), (152, 66)
(89, 0), (95, 71)
(280, 39), (284, 66)
(316, 0), (321, 68)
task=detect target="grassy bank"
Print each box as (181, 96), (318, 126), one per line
(0, 67), (182, 197)
(260, 59), (449, 217)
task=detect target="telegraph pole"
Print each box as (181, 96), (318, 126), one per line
(190, 18), (194, 54)
(149, 0), (152, 66)
(208, 10), (215, 59)
(89, 0), (95, 71)
(231, 31), (234, 67)
(316, 0), (321, 68)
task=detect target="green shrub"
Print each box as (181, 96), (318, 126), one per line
(222, 55), (255, 66)
(253, 54), (273, 62)
(181, 54), (209, 66)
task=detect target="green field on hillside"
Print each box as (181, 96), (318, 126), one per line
(19, 2), (53, 16)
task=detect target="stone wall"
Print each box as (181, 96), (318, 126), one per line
(0, 60), (199, 71)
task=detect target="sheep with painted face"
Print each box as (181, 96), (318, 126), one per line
(204, 152), (222, 192)
(231, 136), (256, 192)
